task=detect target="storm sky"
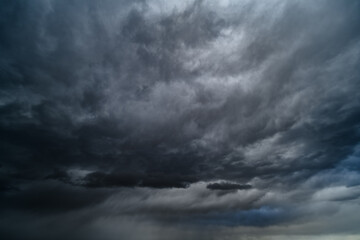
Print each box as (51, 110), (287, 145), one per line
(1, 0), (360, 239)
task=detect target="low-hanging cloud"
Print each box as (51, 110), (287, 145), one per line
(1, 0), (360, 239)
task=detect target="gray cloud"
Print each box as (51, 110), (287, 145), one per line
(1, 0), (360, 239)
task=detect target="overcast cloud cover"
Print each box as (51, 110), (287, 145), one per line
(1, 0), (360, 239)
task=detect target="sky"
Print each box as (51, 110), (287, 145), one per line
(0, 0), (360, 239)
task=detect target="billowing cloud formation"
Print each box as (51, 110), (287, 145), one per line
(1, 0), (360, 239)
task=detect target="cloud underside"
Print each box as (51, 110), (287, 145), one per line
(1, 0), (360, 239)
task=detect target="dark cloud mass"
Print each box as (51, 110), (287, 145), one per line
(1, 0), (360, 239)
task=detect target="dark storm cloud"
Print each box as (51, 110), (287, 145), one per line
(81, 171), (195, 188)
(0, 180), (112, 214)
(1, 0), (360, 239)
(1, 0), (359, 187)
(207, 182), (252, 191)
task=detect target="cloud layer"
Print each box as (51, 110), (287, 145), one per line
(1, 0), (360, 239)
